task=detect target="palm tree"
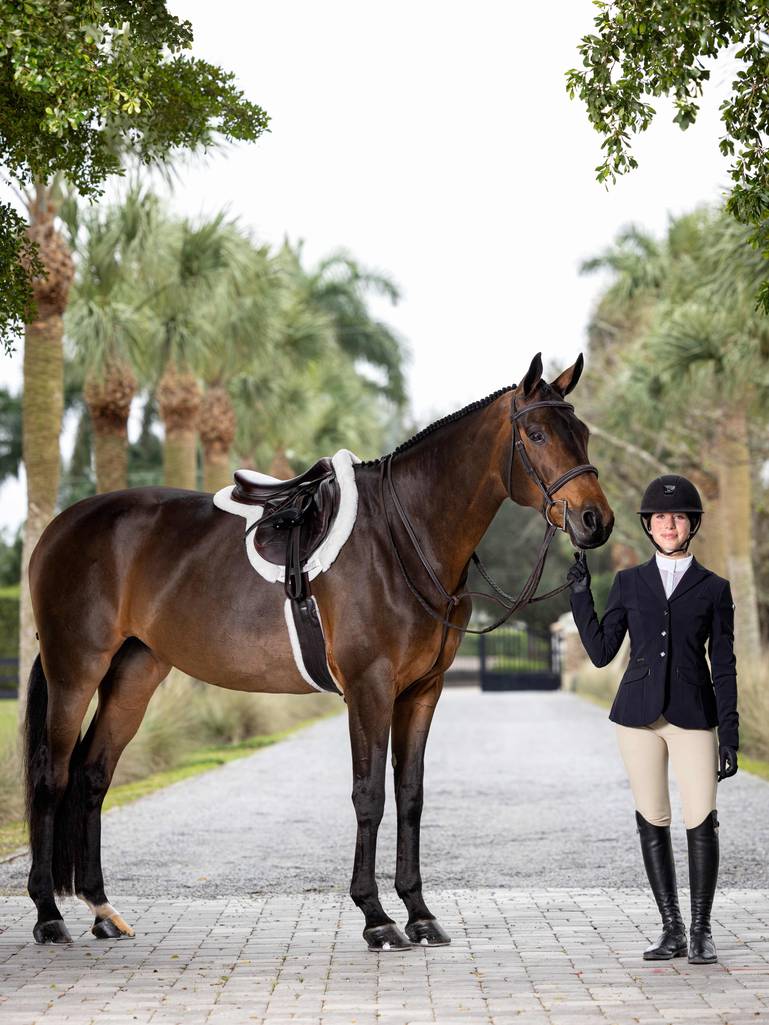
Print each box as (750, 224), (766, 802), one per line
(147, 213), (257, 490)
(231, 294), (391, 471)
(63, 188), (158, 492)
(278, 242), (407, 406)
(18, 178), (75, 706)
(196, 239), (278, 492)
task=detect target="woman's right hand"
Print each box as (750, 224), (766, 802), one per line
(567, 551), (591, 594)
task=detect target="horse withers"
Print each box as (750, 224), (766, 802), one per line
(23, 351), (613, 949)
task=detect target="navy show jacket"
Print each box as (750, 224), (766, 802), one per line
(569, 554), (739, 749)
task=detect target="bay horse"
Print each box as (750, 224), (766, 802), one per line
(23, 351), (613, 949)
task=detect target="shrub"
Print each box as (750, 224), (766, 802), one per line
(0, 585), (19, 658)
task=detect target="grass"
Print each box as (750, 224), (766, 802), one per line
(0, 700), (17, 746)
(0, 715), (338, 861)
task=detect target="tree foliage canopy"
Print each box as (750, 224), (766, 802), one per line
(567, 1), (769, 308)
(0, 0), (269, 349)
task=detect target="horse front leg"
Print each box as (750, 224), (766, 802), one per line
(347, 680), (410, 952)
(392, 673), (451, 946)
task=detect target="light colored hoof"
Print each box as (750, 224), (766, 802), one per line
(92, 913), (135, 939)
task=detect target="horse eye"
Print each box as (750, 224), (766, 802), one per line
(529, 431), (546, 444)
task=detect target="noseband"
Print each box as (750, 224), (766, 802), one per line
(508, 396), (599, 531)
(380, 392), (599, 634)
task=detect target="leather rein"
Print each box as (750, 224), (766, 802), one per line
(379, 394), (599, 634)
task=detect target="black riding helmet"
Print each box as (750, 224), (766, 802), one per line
(638, 474), (703, 555)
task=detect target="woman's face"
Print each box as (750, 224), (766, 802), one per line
(650, 511), (691, 553)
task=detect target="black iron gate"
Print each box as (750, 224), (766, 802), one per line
(478, 626), (561, 691)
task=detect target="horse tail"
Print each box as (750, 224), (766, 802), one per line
(24, 655), (86, 895)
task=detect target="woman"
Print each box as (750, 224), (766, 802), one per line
(567, 474), (738, 965)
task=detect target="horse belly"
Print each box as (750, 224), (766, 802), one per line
(127, 520), (317, 695)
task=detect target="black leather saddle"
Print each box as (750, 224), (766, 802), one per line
(232, 458), (340, 600)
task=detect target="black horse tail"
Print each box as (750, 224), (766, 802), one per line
(24, 655), (85, 895)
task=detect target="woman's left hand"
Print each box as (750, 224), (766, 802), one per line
(718, 745), (738, 781)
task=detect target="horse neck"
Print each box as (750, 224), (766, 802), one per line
(382, 397), (510, 591)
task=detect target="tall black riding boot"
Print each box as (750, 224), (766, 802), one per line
(686, 809), (719, 964)
(635, 811), (687, 960)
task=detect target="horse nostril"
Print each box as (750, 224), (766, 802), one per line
(582, 506), (600, 533)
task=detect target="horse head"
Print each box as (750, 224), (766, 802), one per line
(507, 351), (613, 550)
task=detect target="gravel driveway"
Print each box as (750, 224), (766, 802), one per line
(2, 689), (767, 898)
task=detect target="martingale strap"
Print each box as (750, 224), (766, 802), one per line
(380, 393), (599, 634)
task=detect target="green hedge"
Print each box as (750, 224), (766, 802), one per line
(0, 586), (19, 658)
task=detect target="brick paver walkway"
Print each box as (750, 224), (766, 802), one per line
(2, 889), (768, 1025)
(3, 691), (769, 1023)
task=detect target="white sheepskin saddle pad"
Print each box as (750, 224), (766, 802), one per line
(212, 448), (361, 584)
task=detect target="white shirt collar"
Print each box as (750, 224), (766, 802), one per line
(655, 551), (693, 571)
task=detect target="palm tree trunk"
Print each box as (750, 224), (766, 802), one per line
(688, 464), (727, 577)
(711, 403), (761, 670)
(18, 183), (74, 719)
(19, 314), (64, 718)
(92, 427), (129, 492)
(199, 385), (236, 493)
(84, 361), (137, 492)
(157, 364), (201, 490)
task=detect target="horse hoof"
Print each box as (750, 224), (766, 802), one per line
(92, 913), (135, 939)
(364, 922), (412, 952)
(406, 918), (451, 946)
(33, 919), (72, 944)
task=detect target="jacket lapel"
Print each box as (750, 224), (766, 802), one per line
(638, 554), (711, 605)
(669, 555), (710, 601)
(639, 556), (668, 604)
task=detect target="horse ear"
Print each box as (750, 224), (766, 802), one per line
(550, 353), (584, 397)
(521, 353), (543, 397)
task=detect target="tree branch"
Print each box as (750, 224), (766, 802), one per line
(582, 418), (670, 472)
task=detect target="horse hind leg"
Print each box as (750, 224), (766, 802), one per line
(25, 651), (111, 943)
(74, 638), (171, 939)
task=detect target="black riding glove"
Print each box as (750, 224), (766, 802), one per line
(717, 745), (738, 781)
(566, 551), (591, 594)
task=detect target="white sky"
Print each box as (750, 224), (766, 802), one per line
(0, 0), (735, 531)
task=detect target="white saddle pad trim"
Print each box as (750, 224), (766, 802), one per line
(213, 448), (361, 584)
(283, 597), (342, 693)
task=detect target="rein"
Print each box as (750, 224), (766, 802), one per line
(379, 394), (599, 634)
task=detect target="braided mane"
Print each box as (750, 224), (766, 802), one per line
(360, 383), (517, 468)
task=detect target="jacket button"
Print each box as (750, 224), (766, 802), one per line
(660, 651), (665, 657)
(661, 630), (666, 636)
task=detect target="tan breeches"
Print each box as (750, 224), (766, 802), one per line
(615, 716), (718, 829)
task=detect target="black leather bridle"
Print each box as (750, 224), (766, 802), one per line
(380, 392), (599, 634)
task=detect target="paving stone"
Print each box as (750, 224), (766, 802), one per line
(3, 889), (769, 1024)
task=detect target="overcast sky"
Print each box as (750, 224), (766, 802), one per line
(0, 1), (735, 530)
